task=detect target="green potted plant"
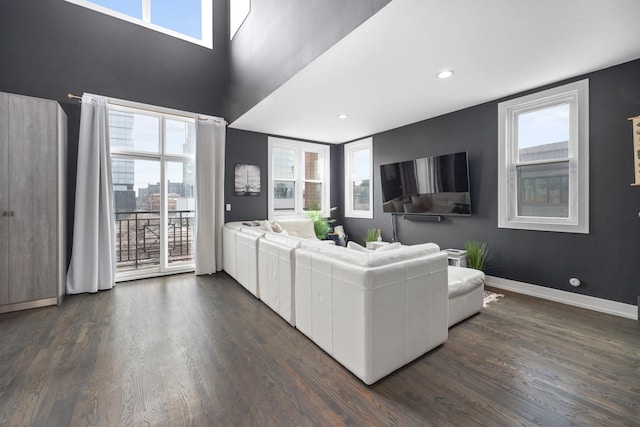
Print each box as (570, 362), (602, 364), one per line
(464, 240), (490, 272)
(305, 207), (336, 240)
(363, 227), (380, 244)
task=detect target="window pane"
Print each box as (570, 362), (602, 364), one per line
(109, 110), (159, 152)
(353, 179), (370, 211)
(273, 181), (295, 211)
(151, 0), (202, 39)
(517, 162), (569, 218)
(273, 147), (295, 180)
(304, 152), (320, 180)
(165, 119), (195, 155)
(352, 148), (370, 180)
(518, 103), (569, 162)
(167, 161), (195, 267)
(351, 147), (370, 212)
(90, 0), (142, 18)
(303, 182), (322, 211)
(113, 158), (161, 273)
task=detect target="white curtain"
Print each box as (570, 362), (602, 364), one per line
(194, 118), (226, 274)
(66, 95), (116, 294)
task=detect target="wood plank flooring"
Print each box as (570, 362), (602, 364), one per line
(1, 272), (638, 426)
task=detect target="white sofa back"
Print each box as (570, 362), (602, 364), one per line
(275, 218), (318, 239)
(235, 228), (265, 297)
(294, 245), (448, 385)
(222, 222), (244, 280)
(258, 233), (303, 325)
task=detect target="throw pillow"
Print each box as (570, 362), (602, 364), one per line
(270, 221), (283, 233)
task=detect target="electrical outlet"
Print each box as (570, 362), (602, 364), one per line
(226, 204), (231, 211)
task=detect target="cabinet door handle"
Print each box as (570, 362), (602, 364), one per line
(2, 211), (6, 217)
(10, 211), (14, 216)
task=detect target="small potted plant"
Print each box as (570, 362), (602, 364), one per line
(363, 227), (380, 245)
(305, 207), (336, 240)
(464, 240), (490, 272)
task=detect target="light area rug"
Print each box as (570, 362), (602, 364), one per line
(483, 290), (504, 308)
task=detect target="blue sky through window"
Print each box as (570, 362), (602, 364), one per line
(152, 0), (201, 39)
(87, 0), (201, 40)
(91, 0), (142, 19)
(518, 104), (570, 149)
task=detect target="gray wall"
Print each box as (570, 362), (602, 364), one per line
(342, 59), (640, 305)
(0, 0), (230, 265)
(0, 0), (229, 116)
(225, 0), (391, 122)
(225, 129), (343, 224)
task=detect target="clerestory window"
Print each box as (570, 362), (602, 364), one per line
(65, 0), (213, 48)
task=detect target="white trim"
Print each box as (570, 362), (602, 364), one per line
(116, 267), (195, 283)
(64, 0), (213, 49)
(498, 79), (589, 234)
(486, 275), (638, 320)
(344, 137), (373, 219)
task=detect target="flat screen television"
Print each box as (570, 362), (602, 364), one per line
(380, 151), (471, 216)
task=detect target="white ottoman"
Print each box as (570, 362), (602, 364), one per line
(448, 266), (485, 327)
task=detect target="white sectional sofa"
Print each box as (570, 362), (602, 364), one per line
(222, 222), (265, 297)
(221, 218), (483, 384)
(223, 218), (324, 322)
(294, 240), (448, 384)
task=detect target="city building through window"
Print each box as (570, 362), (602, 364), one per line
(109, 101), (197, 280)
(268, 137), (331, 219)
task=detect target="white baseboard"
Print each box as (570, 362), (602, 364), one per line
(485, 275), (638, 321)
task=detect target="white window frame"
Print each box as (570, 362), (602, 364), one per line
(344, 137), (373, 219)
(268, 137), (331, 219)
(105, 96), (202, 282)
(498, 79), (589, 233)
(65, 0), (213, 49)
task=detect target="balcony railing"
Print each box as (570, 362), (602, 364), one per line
(115, 210), (194, 272)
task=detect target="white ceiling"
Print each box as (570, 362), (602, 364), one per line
(229, 0), (640, 144)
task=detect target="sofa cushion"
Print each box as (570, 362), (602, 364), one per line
(347, 241), (373, 252)
(224, 221), (245, 231)
(448, 266), (485, 298)
(278, 218), (318, 239)
(264, 232), (302, 248)
(376, 242), (402, 252)
(366, 243), (440, 267)
(301, 240), (440, 268)
(238, 227), (266, 239)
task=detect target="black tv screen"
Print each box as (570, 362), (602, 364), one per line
(380, 151), (471, 216)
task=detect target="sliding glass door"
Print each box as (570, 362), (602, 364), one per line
(109, 105), (196, 281)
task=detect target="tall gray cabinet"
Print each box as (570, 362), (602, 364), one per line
(0, 92), (67, 313)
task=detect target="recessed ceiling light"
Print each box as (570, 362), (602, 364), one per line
(337, 113), (349, 119)
(437, 70), (455, 79)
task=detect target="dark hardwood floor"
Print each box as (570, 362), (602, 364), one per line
(1, 272), (638, 426)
